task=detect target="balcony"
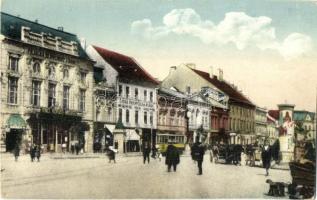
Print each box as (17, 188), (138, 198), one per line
(21, 26), (79, 56)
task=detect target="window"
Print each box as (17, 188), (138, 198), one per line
(79, 89), (85, 112)
(31, 81), (41, 106)
(48, 83), (56, 108)
(144, 111), (147, 124)
(119, 85), (122, 96)
(150, 112), (153, 125)
(108, 107), (112, 116)
(8, 77), (18, 104)
(119, 108), (123, 120)
(8, 56), (19, 72)
(126, 86), (130, 98)
(33, 62), (41, 73)
(48, 64), (55, 78)
(150, 91), (153, 102)
(80, 72), (86, 83)
(135, 110), (139, 124)
(126, 110), (130, 123)
(63, 86), (70, 110)
(144, 90), (147, 101)
(63, 69), (69, 79)
(135, 88), (138, 99)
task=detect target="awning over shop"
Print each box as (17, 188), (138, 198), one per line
(6, 114), (27, 129)
(126, 129), (140, 140)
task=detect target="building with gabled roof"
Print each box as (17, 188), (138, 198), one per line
(86, 45), (158, 153)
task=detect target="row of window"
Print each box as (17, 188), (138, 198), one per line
(230, 118), (254, 131)
(158, 116), (185, 126)
(118, 109), (153, 125)
(118, 85), (154, 102)
(7, 77), (86, 112)
(8, 56), (87, 82)
(230, 106), (253, 118)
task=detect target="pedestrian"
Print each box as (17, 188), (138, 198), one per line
(30, 144), (36, 162)
(35, 145), (41, 162)
(13, 144), (20, 162)
(165, 140), (180, 172)
(71, 143), (75, 154)
(212, 144), (219, 163)
(75, 143), (80, 155)
(261, 142), (272, 176)
(107, 146), (116, 163)
(191, 141), (205, 175)
(142, 142), (150, 164)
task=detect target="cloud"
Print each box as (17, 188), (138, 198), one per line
(131, 8), (313, 60)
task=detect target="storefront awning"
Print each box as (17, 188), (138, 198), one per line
(126, 129), (140, 140)
(6, 114), (27, 129)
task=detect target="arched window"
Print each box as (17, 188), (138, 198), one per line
(63, 68), (69, 79)
(33, 62), (41, 73)
(48, 64), (55, 77)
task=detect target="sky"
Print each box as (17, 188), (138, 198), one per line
(2, 0), (317, 111)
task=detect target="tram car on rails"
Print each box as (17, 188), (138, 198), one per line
(156, 134), (186, 156)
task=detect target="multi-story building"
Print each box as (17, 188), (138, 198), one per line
(92, 67), (117, 152)
(161, 64), (229, 144)
(255, 107), (268, 145)
(86, 45), (159, 153)
(267, 112), (279, 145)
(157, 87), (187, 143)
(294, 111), (315, 141)
(0, 13), (94, 153)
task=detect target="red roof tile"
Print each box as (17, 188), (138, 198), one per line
(189, 68), (255, 107)
(268, 110), (279, 121)
(93, 45), (159, 85)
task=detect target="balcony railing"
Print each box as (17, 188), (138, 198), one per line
(21, 26), (79, 56)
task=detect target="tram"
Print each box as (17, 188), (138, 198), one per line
(156, 134), (186, 155)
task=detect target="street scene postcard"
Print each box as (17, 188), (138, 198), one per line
(0, 0), (316, 199)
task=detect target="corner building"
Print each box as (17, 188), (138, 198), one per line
(0, 13), (94, 153)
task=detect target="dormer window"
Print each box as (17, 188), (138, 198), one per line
(33, 62), (41, 73)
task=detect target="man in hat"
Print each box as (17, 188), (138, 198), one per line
(165, 140), (180, 172)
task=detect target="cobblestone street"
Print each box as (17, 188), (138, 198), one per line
(1, 152), (291, 199)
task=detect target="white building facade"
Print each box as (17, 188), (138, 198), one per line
(86, 45), (158, 153)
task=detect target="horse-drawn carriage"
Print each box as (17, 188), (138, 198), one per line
(213, 144), (244, 165)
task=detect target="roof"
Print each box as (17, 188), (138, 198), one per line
(158, 87), (187, 99)
(268, 110), (280, 121)
(1, 12), (90, 59)
(92, 45), (159, 85)
(189, 67), (255, 107)
(294, 111), (315, 121)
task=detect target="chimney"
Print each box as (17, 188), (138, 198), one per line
(58, 26), (64, 31)
(35, 19), (39, 23)
(169, 66), (176, 74)
(218, 68), (223, 81)
(209, 66), (213, 78)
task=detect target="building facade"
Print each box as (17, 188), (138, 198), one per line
(86, 45), (158, 153)
(0, 13), (94, 153)
(294, 111), (316, 141)
(255, 107), (268, 145)
(161, 64), (229, 144)
(157, 88), (187, 143)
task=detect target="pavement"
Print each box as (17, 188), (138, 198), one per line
(0, 151), (292, 199)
